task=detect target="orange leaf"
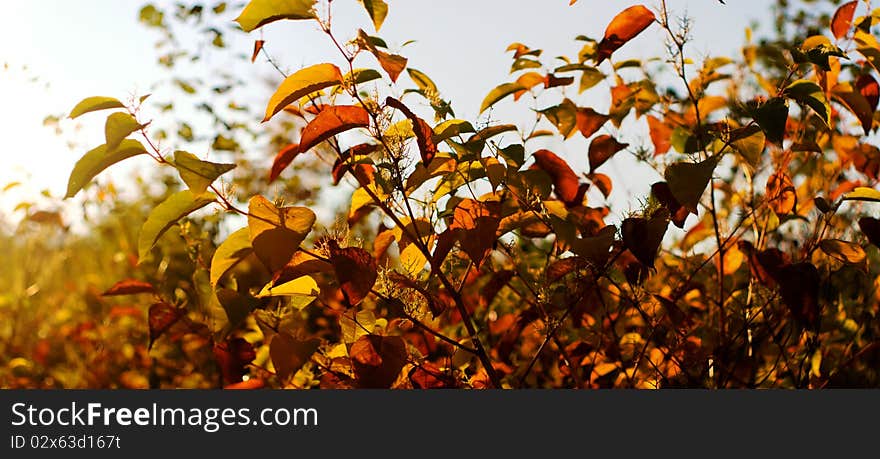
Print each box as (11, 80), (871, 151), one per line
(576, 107), (609, 138)
(766, 169), (796, 215)
(587, 172), (613, 198)
(588, 135), (628, 172)
(449, 199), (502, 267)
(102, 279), (156, 296)
(596, 5), (657, 63)
(857, 73), (879, 111)
(268, 143), (299, 183)
(328, 240), (378, 307)
(251, 39), (265, 63)
(351, 335), (407, 388)
(831, 1), (858, 40)
(385, 96), (436, 164)
(331, 143), (378, 185)
(646, 115), (672, 155)
(225, 378), (266, 390)
(532, 149), (580, 205)
(299, 105), (370, 154)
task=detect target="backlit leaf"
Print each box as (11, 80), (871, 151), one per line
(268, 143), (300, 183)
(257, 275), (319, 299)
(69, 96), (124, 119)
(235, 0), (317, 32)
(328, 240), (378, 307)
(665, 155), (720, 213)
(857, 74), (880, 111)
(172, 151), (235, 193)
(819, 239), (866, 265)
(595, 5), (656, 63)
(270, 332), (319, 381)
(480, 82), (526, 113)
(386, 96), (436, 164)
(449, 199), (502, 267)
(843, 186), (880, 202)
(210, 227), (253, 286)
(351, 335), (407, 388)
(247, 195), (316, 272)
(540, 98), (578, 138)
(358, 0), (388, 31)
(299, 105), (370, 153)
(832, 82), (874, 135)
(831, 1), (858, 40)
(784, 79), (830, 126)
(646, 115), (672, 155)
(532, 149), (580, 205)
(65, 140), (148, 198)
(104, 112), (143, 151)
(588, 135), (628, 172)
(138, 190), (216, 261)
(262, 63), (343, 122)
(766, 169), (797, 215)
(576, 107), (609, 138)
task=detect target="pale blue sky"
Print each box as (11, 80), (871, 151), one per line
(0, 0), (774, 223)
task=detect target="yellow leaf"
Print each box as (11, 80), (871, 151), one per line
(263, 63), (343, 122)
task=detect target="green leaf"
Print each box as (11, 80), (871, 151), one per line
(256, 275), (319, 299)
(345, 68), (383, 85)
(730, 125), (765, 169)
(784, 79), (830, 126)
(263, 63), (343, 122)
(210, 227), (253, 286)
(433, 119), (475, 143)
(234, 0), (317, 32)
(65, 140), (148, 198)
(579, 67), (605, 93)
(843, 187), (880, 202)
(138, 190), (216, 261)
(69, 96), (124, 119)
(665, 155), (721, 213)
(539, 98), (578, 138)
(358, 0), (388, 31)
(104, 112), (143, 151)
(480, 82), (526, 113)
(407, 68), (438, 95)
(172, 151), (236, 194)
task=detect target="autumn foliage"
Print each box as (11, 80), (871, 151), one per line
(6, 0), (880, 389)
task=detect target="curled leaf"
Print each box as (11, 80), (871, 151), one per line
(262, 63), (343, 122)
(596, 5), (656, 63)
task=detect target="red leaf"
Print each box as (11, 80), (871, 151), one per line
(251, 39), (265, 63)
(299, 105), (370, 154)
(544, 74), (575, 89)
(331, 143), (379, 185)
(857, 73), (879, 111)
(351, 335), (408, 388)
(831, 1), (858, 40)
(532, 149), (580, 205)
(213, 337), (256, 385)
(646, 115), (673, 155)
(385, 96), (436, 164)
(102, 279), (156, 296)
(148, 302), (184, 349)
(268, 143), (300, 183)
(596, 5), (657, 63)
(576, 107), (609, 139)
(588, 135), (628, 172)
(587, 172), (613, 198)
(225, 378), (266, 390)
(328, 240), (378, 307)
(449, 199), (502, 267)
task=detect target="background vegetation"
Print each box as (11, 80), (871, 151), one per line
(2, 0), (879, 389)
